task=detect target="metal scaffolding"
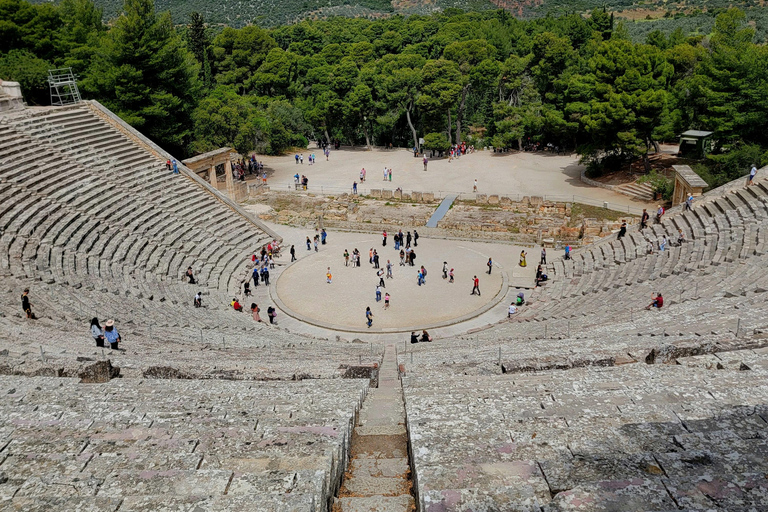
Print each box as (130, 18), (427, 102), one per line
(48, 68), (82, 106)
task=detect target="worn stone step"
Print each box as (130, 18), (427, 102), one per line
(341, 474), (410, 497)
(335, 495), (414, 512)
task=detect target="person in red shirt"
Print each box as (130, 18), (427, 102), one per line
(232, 298), (243, 312)
(645, 293), (663, 310)
(471, 276), (481, 296)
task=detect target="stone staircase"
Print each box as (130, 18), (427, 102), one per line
(615, 180), (655, 201)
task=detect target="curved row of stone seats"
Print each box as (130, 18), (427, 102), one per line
(401, 353), (768, 511)
(399, 278), (768, 377)
(0, 103), (272, 301)
(512, 180), (768, 328)
(0, 374), (369, 511)
(0, 281), (382, 381)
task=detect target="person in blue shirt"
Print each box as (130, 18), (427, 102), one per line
(172, 159), (178, 174)
(103, 319), (121, 350)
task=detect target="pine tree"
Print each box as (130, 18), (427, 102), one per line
(82, 0), (200, 156)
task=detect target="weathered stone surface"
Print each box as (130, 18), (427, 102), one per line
(78, 360), (119, 383)
(142, 366), (192, 379)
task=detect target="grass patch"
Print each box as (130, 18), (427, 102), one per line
(569, 203), (634, 227)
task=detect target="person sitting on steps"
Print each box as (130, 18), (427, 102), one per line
(645, 293), (664, 310)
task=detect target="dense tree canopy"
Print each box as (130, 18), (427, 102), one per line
(1, 1), (767, 186)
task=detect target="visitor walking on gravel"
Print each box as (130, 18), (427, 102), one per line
(384, 293), (390, 309)
(377, 269), (385, 288)
(326, 267), (332, 284)
(413, 230), (419, 247)
(366, 307), (373, 328)
(443, 262), (448, 279)
(471, 276), (481, 296)
(386, 260), (393, 278)
(540, 248), (547, 265)
(251, 303), (262, 322)
(487, 257), (493, 274)
(449, 268), (454, 283)
(344, 249), (350, 266)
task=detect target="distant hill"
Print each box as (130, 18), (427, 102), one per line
(30, 0), (763, 34)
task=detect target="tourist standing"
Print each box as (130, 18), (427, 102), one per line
(327, 267), (333, 284)
(519, 250), (527, 267)
(443, 262), (448, 279)
(21, 288), (34, 319)
(366, 307), (373, 328)
(748, 165), (757, 186)
(487, 257), (493, 274)
(376, 285), (382, 302)
(103, 319), (121, 350)
(290, 245), (296, 262)
(251, 303), (262, 322)
(640, 209), (649, 229)
(90, 318), (105, 347)
(382, 230), (387, 247)
(449, 268), (454, 283)
(540, 248), (547, 265)
(384, 293), (390, 309)
(344, 249), (350, 266)
(413, 230), (419, 247)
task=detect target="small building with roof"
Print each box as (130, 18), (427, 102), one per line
(678, 130), (714, 158)
(672, 165), (708, 206)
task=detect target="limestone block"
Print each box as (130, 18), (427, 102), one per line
(79, 360), (120, 384)
(411, 192), (422, 202)
(500, 196), (512, 204)
(393, 189), (402, 199)
(488, 195), (500, 204)
(422, 192), (434, 202)
(402, 193), (411, 200)
(530, 196), (543, 205)
(382, 190), (393, 199)
(475, 194), (488, 204)
(370, 189), (382, 198)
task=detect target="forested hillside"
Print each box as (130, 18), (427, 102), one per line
(2, 0), (767, 189)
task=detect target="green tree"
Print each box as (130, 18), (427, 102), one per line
(186, 12), (212, 89)
(379, 53), (425, 151)
(423, 132), (450, 153)
(443, 39), (498, 143)
(212, 26), (276, 94)
(0, 49), (51, 104)
(689, 9), (767, 150)
(576, 38), (673, 168)
(82, 0), (200, 155)
(417, 59), (462, 144)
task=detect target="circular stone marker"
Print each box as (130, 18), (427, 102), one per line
(274, 235), (505, 332)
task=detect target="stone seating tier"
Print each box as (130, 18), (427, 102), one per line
(0, 104), (273, 309)
(401, 351), (768, 511)
(0, 375), (369, 511)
